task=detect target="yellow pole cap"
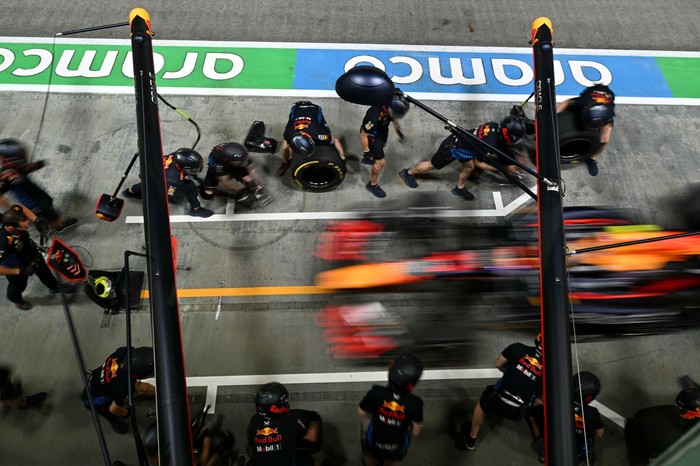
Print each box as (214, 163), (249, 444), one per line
(532, 17), (553, 33)
(129, 8), (151, 26)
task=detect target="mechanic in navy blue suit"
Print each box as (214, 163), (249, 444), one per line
(459, 333), (543, 451)
(360, 95), (410, 199)
(557, 84), (615, 176)
(399, 116), (527, 201)
(277, 101), (345, 177)
(122, 148), (213, 217)
(359, 354), (424, 466)
(0, 206), (75, 310)
(200, 142), (272, 208)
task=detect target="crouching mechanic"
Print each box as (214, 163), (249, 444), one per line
(359, 354), (424, 466)
(200, 142), (273, 208)
(460, 333), (543, 451)
(122, 148), (213, 218)
(399, 116), (527, 200)
(277, 101), (345, 177)
(528, 371), (604, 464)
(81, 346), (155, 435)
(0, 206), (76, 310)
(240, 382), (328, 466)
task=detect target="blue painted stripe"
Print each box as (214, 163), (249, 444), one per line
(294, 49), (674, 98)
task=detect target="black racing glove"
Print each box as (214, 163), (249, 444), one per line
(20, 264), (37, 276)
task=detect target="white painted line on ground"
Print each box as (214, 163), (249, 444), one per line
(142, 367), (627, 426)
(492, 191), (504, 212)
(590, 400), (626, 428)
(125, 186), (537, 223)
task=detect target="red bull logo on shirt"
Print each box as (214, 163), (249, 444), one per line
(379, 400), (406, 425)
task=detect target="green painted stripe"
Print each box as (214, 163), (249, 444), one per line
(657, 57), (700, 98)
(1, 42), (296, 88)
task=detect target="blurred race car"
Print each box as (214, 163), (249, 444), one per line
(313, 206), (700, 360)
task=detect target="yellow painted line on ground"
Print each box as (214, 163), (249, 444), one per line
(140, 285), (332, 299)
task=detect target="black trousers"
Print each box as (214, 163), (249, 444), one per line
(130, 179), (201, 209)
(6, 259), (58, 303)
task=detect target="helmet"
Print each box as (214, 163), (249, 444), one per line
(499, 116), (526, 145)
(255, 382), (290, 418)
(676, 388), (700, 420)
(580, 104), (614, 129)
(574, 371), (601, 404)
(387, 95), (410, 119)
(0, 138), (28, 171)
(93, 276), (113, 298)
(173, 148), (203, 176)
(388, 354), (423, 392)
(290, 132), (315, 158)
(130, 347), (154, 378)
(534, 333), (543, 351)
(213, 142), (250, 168)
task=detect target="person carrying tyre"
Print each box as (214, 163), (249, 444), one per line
(277, 101), (346, 177)
(240, 381), (324, 466)
(528, 371), (604, 464)
(122, 148), (213, 217)
(200, 142), (272, 208)
(0, 138), (78, 234)
(358, 354), (424, 466)
(557, 84), (615, 176)
(459, 333), (543, 451)
(80, 346), (155, 435)
(399, 117), (527, 201)
(0, 206), (76, 310)
(361, 95), (410, 198)
(625, 375), (700, 464)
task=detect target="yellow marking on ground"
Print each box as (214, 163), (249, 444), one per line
(140, 286), (333, 299)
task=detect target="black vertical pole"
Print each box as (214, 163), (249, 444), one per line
(531, 17), (576, 466)
(129, 8), (194, 465)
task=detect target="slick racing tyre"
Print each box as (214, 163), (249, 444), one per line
(291, 145), (346, 192)
(557, 110), (601, 163)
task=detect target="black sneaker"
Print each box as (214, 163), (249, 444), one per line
(20, 392), (47, 409)
(452, 187), (475, 201)
(361, 156), (375, 166)
(121, 188), (142, 199)
(399, 168), (418, 188)
(276, 161), (291, 177)
(110, 418), (129, 435)
(50, 284), (77, 295)
(15, 300), (33, 310)
(55, 218), (78, 233)
(366, 183), (386, 198)
(531, 437), (545, 463)
(189, 207), (214, 218)
(465, 435), (477, 451)
(584, 158), (599, 176)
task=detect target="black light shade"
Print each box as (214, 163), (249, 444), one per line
(335, 66), (395, 106)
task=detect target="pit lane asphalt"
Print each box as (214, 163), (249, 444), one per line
(1, 1), (699, 465)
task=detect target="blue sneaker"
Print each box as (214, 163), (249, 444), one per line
(452, 187), (475, 201)
(399, 168), (418, 188)
(366, 183), (386, 198)
(584, 158), (599, 176)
